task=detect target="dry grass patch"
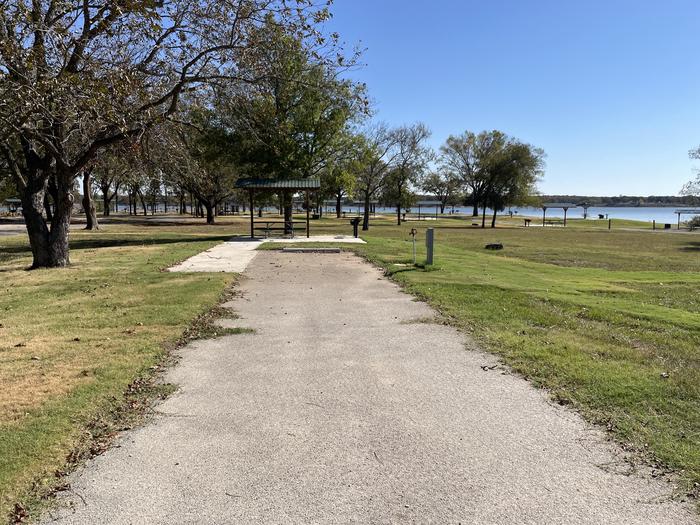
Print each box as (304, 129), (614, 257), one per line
(0, 223), (241, 519)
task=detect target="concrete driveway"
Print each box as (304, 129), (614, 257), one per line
(0, 223), (26, 237)
(42, 251), (697, 524)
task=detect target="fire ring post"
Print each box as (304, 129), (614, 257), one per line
(409, 228), (417, 265)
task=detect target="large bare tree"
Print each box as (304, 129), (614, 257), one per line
(0, 0), (335, 267)
(92, 147), (131, 217)
(387, 122), (432, 225)
(421, 170), (462, 214)
(354, 124), (399, 231)
(151, 114), (240, 225)
(440, 131), (505, 217)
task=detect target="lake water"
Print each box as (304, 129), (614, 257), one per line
(330, 205), (700, 225)
(2, 203), (697, 225)
(501, 206), (697, 224)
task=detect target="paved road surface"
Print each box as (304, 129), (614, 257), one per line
(43, 252), (697, 524)
(0, 223), (26, 237)
(168, 235), (364, 273)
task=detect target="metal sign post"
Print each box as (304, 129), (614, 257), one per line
(426, 228), (434, 265)
(409, 228), (417, 265)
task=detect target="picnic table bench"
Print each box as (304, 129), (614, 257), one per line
(253, 220), (307, 238)
(545, 219), (564, 226)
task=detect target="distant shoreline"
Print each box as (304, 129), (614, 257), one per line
(537, 196), (698, 208)
(576, 204), (698, 208)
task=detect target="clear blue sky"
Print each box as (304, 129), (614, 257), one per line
(326, 0), (700, 196)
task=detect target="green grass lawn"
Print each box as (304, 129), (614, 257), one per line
(0, 220), (243, 519)
(1, 213), (698, 519)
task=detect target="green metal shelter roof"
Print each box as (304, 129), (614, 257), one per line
(542, 202), (578, 209)
(235, 178), (320, 190)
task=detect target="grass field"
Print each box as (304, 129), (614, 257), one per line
(0, 222), (242, 519)
(0, 213), (699, 519)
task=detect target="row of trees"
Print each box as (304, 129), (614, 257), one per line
(0, 0), (362, 268)
(0, 0), (545, 268)
(56, 13), (367, 233)
(319, 126), (544, 231)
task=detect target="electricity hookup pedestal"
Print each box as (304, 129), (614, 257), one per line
(426, 228), (434, 265)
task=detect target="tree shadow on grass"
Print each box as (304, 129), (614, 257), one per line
(97, 217), (222, 227)
(385, 266), (419, 276)
(679, 241), (700, 252)
(0, 234), (235, 271)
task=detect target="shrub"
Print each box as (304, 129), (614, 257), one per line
(688, 215), (700, 231)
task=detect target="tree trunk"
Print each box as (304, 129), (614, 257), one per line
(204, 201), (215, 224)
(440, 202), (446, 214)
(49, 178), (74, 265)
(491, 208), (497, 228)
(472, 203), (479, 217)
(21, 173), (73, 268)
(102, 190), (111, 217)
(481, 205), (487, 228)
(45, 176), (58, 223)
(82, 171), (99, 230)
(362, 193), (371, 231)
(43, 193), (53, 222)
(139, 192), (147, 215)
(21, 179), (52, 268)
(283, 191), (293, 235)
(336, 193), (342, 218)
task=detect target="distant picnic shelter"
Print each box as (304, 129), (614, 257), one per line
(3, 198), (20, 214)
(675, 209), (700, 229)
(235, 178), (320, 238)
(415, 200), (442, 219)
(541, 202), (578, 226)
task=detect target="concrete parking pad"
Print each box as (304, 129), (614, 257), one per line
(167, 235), (365, 273)
(44, 252), (697, 524)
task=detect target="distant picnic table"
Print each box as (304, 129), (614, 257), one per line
(253, 220), (307, 238)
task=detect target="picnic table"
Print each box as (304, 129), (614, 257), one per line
(253, 220), (307, 238)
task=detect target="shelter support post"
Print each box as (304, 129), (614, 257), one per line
(249, 190), (254, 238)
(306, 190), (310, 238)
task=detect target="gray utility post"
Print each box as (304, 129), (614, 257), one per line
(426, 228), (434, 265)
